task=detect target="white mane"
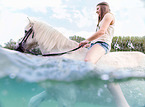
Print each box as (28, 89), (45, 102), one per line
(30, 19), (78, 53)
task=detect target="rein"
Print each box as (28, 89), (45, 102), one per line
(15, 26), (34, 52)
(42, 45), (83, 56)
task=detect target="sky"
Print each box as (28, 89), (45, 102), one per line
(0, 0), (145, 46)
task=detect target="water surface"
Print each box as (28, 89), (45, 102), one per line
(0, 47), (145, 107)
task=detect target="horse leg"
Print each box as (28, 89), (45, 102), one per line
(57, 87), (76, 107)
(57, 98), (75, 107)
(28, 91), (49, 107)
(107, 83), (130, 107)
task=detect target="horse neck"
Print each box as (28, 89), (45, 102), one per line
(58, 39), (79, 51)
(33, 21), (79, 53)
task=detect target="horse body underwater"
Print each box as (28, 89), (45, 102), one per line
(22, 19), (145, 71)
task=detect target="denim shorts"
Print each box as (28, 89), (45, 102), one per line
(88, 41), (111, 54)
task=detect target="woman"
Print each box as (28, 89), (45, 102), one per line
(79, 2), (114, 64)
(79, 2), (130, 107)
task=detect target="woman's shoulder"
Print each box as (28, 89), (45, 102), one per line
(104, 13), (115, 25)
(104, 13), (114, 19)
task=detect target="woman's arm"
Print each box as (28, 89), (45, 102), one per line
(79, 13), (114, 47)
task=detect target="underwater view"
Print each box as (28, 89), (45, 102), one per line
(0, 47), (145, 107)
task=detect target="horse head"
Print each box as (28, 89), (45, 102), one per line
(15, 17), (38, 53)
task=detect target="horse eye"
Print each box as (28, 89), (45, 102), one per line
(25, 30), (27, 33)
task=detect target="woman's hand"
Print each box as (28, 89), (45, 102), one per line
(79, 40), (90, 47)
(84, 43), (91, 48)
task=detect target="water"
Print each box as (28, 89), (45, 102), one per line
(0, 47), (145, 107)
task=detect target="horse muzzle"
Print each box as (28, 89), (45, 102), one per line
(15, 44), (25, 52)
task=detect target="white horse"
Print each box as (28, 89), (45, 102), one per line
(21, 18), (145, 107)
(23, 18), (145, 69)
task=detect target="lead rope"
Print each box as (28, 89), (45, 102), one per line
(42, 45), (83, 56)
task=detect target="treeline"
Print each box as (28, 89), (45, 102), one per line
(69, 35), (145, 53)
(111, 36), (145, 53)
(1, 35), (145, 54)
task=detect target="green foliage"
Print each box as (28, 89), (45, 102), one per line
(70, 35), (145, 54)
(30, 47), (42, 55)
(69, 35), (85, 43)
(3, 39), (17, 50)
(111, 36), (145, 53)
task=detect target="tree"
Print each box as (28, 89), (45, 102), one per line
(4, 39), (17, 50)
(69, 35), (85, 43)
(111, 36), (145, 53)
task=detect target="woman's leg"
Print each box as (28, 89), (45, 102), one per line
(84, 44), (130, 107)
(108, 83), (130, 107)
(85, 44), (105, 64)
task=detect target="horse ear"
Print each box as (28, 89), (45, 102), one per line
(27, 17), (34, 27)
(27, 17), (31, 23)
